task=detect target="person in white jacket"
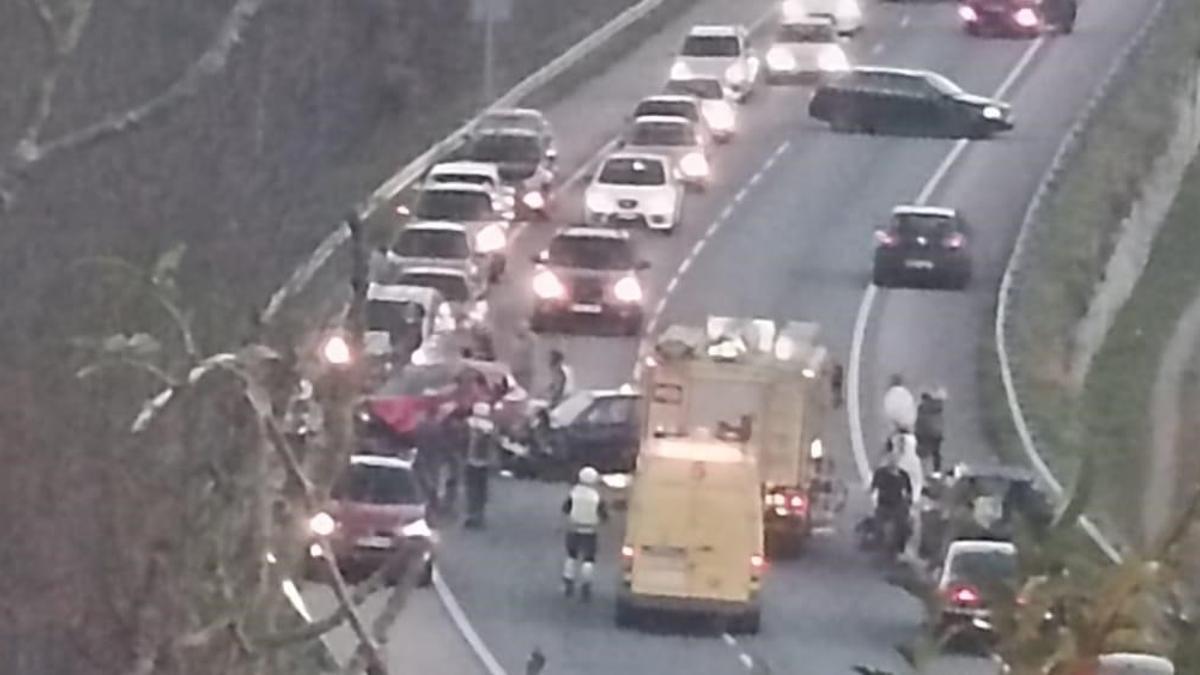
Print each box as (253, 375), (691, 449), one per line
(561, 466), (609, 601)
(883, 373), (917, 432)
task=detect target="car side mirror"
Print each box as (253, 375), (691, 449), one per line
(637, 260), (651, 270)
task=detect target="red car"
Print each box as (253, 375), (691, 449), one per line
(305, 454), (436, 586)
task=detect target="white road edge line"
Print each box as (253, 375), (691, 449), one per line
(434, 568), (508, 675)
(847, 36), (1044, 485)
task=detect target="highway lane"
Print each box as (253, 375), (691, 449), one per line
(438, 3), (1054, 675)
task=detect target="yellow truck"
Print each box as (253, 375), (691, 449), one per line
(641, 316), (840, 554)
(617, 436), (765, 633)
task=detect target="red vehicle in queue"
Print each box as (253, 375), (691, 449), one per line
(958, 0), (1077, 37)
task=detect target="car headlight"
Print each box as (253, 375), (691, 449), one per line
(585, 190), (611, 214)
(781, 0), (806, 22)
(410, 348), (430, 365)
(818, 49), (850, 72)
(309, 512), (336, 537)
(613, 275), (643, 303)
(958, 4), (979, 21)
(308, 543), (325, 558)
(1013, 7), (1039, 27)
(678, 152), (709, 179)
(982, 105), (1003, 120)
(469, 300), (488, 322)
(522, 190), (545, 210)
(704, 101), (736, 132)
(725, 62), (748, 85)
(475, 224), (506, 253)
(532, 269), (566, 299)
(766, 46), (796, 72)
(670, 60), (691, 79)
(399, 518), (434, 539)
(436, 303), (457, 331)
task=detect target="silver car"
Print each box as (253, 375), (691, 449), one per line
(663, 76), (739, 140)
(400, 183), (510, 280)
(386, 221), (484, 286)
(620, 115), (711, 190)
(764, 17), (851, 84)
(670, 25), (761, 101)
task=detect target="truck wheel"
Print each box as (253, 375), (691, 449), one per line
(615, 599), (639, 628)
(872, 265), (892, 287)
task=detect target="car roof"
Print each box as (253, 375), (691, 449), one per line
(783, 15), (836, 28)
(603, 152), (670, 166)
(350, 454), (414, 470)
(946, 540), (1018, 557)
(404, 220), (468, 234)
(473, 127), (540, 139)
(639, 94), (699, 107)
(852, 66), (929, 78)
(557, 226), (630, 240)
(632, 114), (693, 127)
(430, 161), (500, 177)
(892, 205), (958, 218)
(422, 182), (490, 195)
(688, 24), (741, 37)
(484, 107), (544, 120)
(366, 283), (440, 304)
(402, 265), (470, 279)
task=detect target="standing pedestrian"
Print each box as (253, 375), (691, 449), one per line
(915, 388), (946, 473)
(464, 402), (497, 528)
(546, 349), (575, 409)
(882, 373), (917, 433)
(562, 466), (609, 601)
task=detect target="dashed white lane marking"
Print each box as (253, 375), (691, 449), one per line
(748, 171), (762, 186)
(722, 633), (737, 647)
(846, 36), (1046, 486)
(738, 653), (755, 670)
(900, 13), (911, 27)
(734, 187), (748, 203)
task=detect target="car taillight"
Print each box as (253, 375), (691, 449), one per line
(789, 494), (807, 514)
(943, 233), (965, 249)
(750, 554), (766, 573)
(874, 230), (897, 247)
(947, 584), (982, 607)
(621, 545), (635, 571)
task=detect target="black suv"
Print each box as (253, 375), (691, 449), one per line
(530, 227), (650, 335)
(810, 67), (1013, 138)
(873, 206), (972, 289)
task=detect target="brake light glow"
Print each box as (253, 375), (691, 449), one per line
(948, 584), (982, 607)
(750, 554), (766, 571)
(622, 545), (634, 559)
(958, 4), (979, 22)
(1013, 7), (1039, 27)
(875, 230), (897, 247)
(943, 233), (965, 249)
(789, 495), (807, 512)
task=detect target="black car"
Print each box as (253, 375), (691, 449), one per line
(530, 227), (650, 334)
(505, 389), (642, 479)
(809, 67), (1014, 138)
(459, 127), (557, 219)
(873, 206), (972, 289)
(959, 0), (1076, 37)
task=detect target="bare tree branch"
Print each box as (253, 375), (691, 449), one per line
(18, 0), (95, 157)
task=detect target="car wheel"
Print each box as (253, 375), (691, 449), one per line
(418, 559), (434, 588)
(615, 599), (640, 628)
(872, 265), (892, 287)
(965, 23), (981, 36)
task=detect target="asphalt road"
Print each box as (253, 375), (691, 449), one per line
(305, 0), (1160, 671)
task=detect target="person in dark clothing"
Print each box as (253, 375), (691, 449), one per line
(870, 454), (913, 555)
(1042, 0), (1077, 33)
(464, 402), (497, 528)
(546, 349), (573, 408)
(915, 388), (946, 472)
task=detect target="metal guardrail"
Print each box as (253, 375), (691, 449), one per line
(260, 0), (679, 327)
(994, 0), (1174, 565)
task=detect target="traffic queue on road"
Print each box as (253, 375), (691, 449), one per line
(294, 0), (1099, 656)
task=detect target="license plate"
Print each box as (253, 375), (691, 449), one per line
(905, 259), (935, 270)
(571, 303), (603, 314)
(614, 212), (639, 221)
(356, 536), (393, 549)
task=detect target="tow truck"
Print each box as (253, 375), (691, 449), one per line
(641, 316), (843, 555)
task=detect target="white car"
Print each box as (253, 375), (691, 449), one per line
(401, 182), (510, 280)
(364, 283), (449, 362)
(670, 25), (761, 101)
(782, 0), (864, 35)
(663, 76), (739, 140)
(395, 266), (489, 339)
(424, 161), (516, 216)
(585, 154), (684, 233)
(633, 95), (718, 147)
(765, 16), (851, 84)
(620, 115), (711, 189)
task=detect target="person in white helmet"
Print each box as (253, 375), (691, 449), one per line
(561, 466), (609, 601)
(883, 373), (917, 433)
(464, 402), (497, 528)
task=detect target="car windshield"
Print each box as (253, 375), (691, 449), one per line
(551, 391), (596, 427)
(635, 100), (697, 122)
(431, 172), (494, 187)
(394, 229), (470, 259)
(477, 112), (542, 134)
(468, 134), (541, 162)
(630, 121), (693, 146)
(777, 23), (837, 43)
(399, 273), (470, 302)
(894, 213), (957, 239)
(927, 73), (965, 97)
(548, 236), (635, 270)
(666, 78), (725, 100)
(681, 34), (740, 57)
(414, 190), (493, 221)
(948, 550), (1017, 585)
(366, 299), (424, 333)
(598, 158), (667, 185)
(332, 463), (420, 505)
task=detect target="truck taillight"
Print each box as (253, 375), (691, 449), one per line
(750, 554), (766, 573)
(789, 494), (807, 514)
(621, 545), (635, 571)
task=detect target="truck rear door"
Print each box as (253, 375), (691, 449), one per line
(687, 465), (754, 603)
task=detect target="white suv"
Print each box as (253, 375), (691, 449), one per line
(585, 153), (684, 233)
(671, 25), (761, 101)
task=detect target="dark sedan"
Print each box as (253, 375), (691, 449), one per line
(873, 206), (972, 289)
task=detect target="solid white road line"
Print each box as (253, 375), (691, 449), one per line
(847, 36), (1045, 485)
(433, 568), (509, 675)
